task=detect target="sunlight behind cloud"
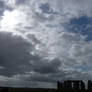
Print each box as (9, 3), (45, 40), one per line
(1, 10), (20, 29)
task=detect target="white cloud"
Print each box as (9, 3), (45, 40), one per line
(0, 0), (92, 87)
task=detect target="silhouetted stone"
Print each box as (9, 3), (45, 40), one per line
(80, 81), (85, 91)
(73, 81), (80, 90)
(57, 81), (62, 92)
(0, 87), (9, 92)
(1, 80), (92, 92)
(57, 80), (87, 92)
(87, 80), (92, 92)
(63, 80), (72, 89)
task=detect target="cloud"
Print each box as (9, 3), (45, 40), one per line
(0, 0), (92, 88)
(30, 58), (61, 74)
(0, 0), (4, 16)
(0, 32), (33, 76)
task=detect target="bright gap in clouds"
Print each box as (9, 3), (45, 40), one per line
(1, 10), (19, 29)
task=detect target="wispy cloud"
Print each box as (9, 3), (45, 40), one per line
(0, 0), (92, 87)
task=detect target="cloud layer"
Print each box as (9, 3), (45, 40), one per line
(0, 0), (92, 88)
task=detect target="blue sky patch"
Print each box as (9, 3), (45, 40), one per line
(65, 16), (92, 41)
(39, 3), (57, 14)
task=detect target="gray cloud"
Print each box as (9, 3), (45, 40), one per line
(31, 58), (61, 74)
(0, 32), (33, 76)
(0, 0), (14, 16)
(15, 0), (27, 5)
(0, 0), (5, 17)
(0, 0), (92, 88)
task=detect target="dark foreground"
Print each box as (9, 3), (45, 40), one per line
(0, 87), (57, 92)
(0, 80), (92, 92)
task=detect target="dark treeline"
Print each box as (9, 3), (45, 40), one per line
(0, 80), (92, 92)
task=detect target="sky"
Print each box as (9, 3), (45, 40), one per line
(0, 0), (92, 88)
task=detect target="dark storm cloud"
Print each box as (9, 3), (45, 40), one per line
(0, 32), (33, 76)
(0, 32), (62, 79)
(20, 66), (89, 83)
(31, 58), (61, 74)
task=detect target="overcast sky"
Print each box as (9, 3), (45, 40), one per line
(0, 0), (92, 88)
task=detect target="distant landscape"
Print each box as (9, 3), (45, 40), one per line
(0, 80), (92, 92)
